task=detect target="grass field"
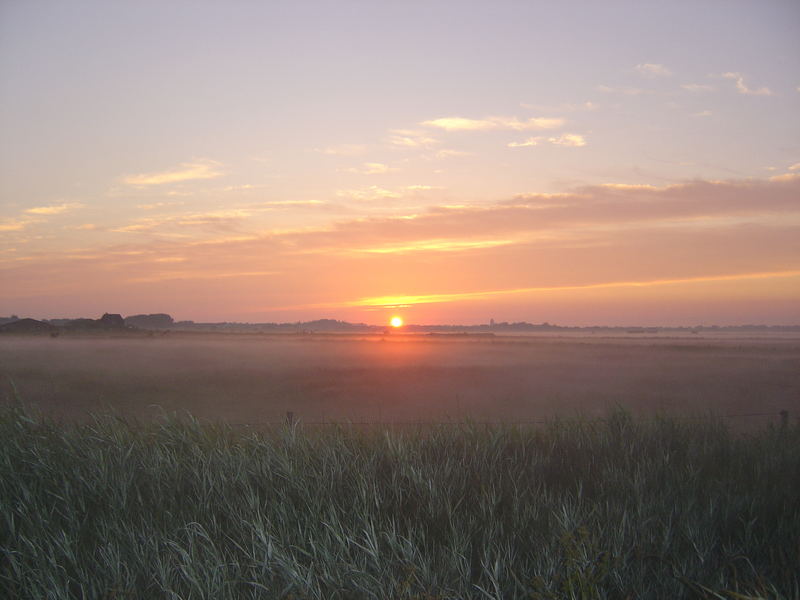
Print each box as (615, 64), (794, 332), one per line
(1, 401), (799, 599)
(1, 333), (799, 598)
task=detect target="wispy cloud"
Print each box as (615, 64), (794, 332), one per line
(336, 186), (402, 201)
(691, 110), (713, 118)
(508, 137), (542, 148)
(0, 202), (85, 233)
(249, 200), (329, 210)
(681, 83), (715, 93)
(598, 183), (659, 191)
(352, 238), (514, 255)
(548, 134), (587, 147)
(121, 160), (224, 186)
(111, 208), (255, 234)
(25, 202), (84, 215)
(137, 201), (184, 210)
(346, 270), (800, 308)
(434, 149), (472, 158)
(405, 185), (443, 191)
(220, 184), (263, 192)
(422, 116), (564, 131)
(789, 163), (800, 171)
(111, 200), (333, 236)
(126, 270), (278, 284)
(387, 129), (439, 148)
(8, 177), (798, 320)
(0, 218), (32, 232)
(596, 85), (653, 95)
(317, 144), (367, 156)
(520, 101), (596, 112)
(635, 63), (671, 77)
(511, 134), (586, 148)
(769, 172), (800, 183)
(346, 162), (396, 175)
(721, 72), (773, 96)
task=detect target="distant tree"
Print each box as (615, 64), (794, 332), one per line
(100, 313), (125, 328)
(124, 313), (174, 329)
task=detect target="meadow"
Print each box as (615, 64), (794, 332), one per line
(1, 332), (798, 425)
(2, 402), (799, 599)
(1, 332), (799, 598)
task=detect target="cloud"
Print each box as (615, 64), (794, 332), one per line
(434, 149), (472, 158)
(249, 200), (329, 210)
(691, 110), (713, 118)
(681, 83), (714, 93)
(346, 270), (800, 308)
(352, 238), (514, 255)
(520, 101), (596, 112)
(116, 201), (332, 235)
(508, 137), (542, 148)
(110, 208), (257, 234)
(0, 218), (31, 232)
(317, 144), (367, 156)
(769, 173), (800, 183)
(336, 186), (402, 201)
(25, 202), (84, 215)
(387, 129), (439, 148)
(548, 134), (587, 147)
(346, 162), (395, 175)
(301, 180), (800, 311)
(0, 202), (85, 233)
(121, 160), (224, 186)
(137, 202), (184, 210)
(127, 269), (278, 284)
(788, 163), (800, 171)
(300, 176), (800, 261)
(598, 183), (659, 191)
(721, 72), (773, 96)
(220, 184), (262, 192)
(405, 185), (443, 191)
(596, 85), (653, 95)
(7, 176), (798, 322)
(421, 116), (564, 131)
(635, 63), (671, 77)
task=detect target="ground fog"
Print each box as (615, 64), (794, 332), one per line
(1, 333), (798, 426)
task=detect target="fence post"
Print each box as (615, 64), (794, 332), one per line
(780, 410), (789, 429)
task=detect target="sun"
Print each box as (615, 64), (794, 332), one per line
(390, 316), (403, 328)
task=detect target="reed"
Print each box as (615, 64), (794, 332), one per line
(1, 403), (798, 599)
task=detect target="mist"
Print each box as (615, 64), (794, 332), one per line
(3, 333), (797, 427)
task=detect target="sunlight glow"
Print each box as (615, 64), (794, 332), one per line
(348, 270), (800, 308)
(390, 316), (404, 327)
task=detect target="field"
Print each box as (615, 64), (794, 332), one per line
(2, 332), (800, 598)
(1, 332), (799, 426)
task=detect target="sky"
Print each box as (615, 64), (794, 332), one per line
(1, 0), (799, 326)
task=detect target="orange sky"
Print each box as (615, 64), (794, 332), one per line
(1, 2), (799, 325)
(3, 177), (799, 325)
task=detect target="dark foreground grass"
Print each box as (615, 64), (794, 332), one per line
(1, 404), (798, 599)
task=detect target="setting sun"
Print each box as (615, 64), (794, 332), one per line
(390, 316), (403, 328)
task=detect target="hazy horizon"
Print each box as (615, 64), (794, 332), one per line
(2, 1), (799, 324)
(5, 311), (800, 329)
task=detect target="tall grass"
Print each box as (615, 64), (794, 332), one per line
(1, 403), (798, 599)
